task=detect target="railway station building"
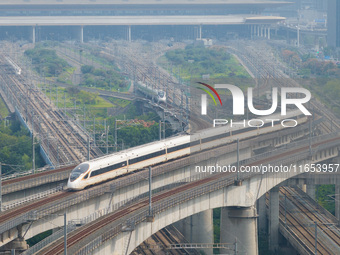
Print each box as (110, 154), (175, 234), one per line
(0, 0), (291, 43)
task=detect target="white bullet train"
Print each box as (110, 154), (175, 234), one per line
(5, 56), (21, 75)
(67, 110), (308, 190)
(136, 81), (166, 103)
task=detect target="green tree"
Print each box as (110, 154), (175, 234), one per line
(81, 65), (95, 74)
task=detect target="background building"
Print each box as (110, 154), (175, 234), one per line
(327, 0), (340, 48)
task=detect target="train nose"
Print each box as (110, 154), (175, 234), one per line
(67, 179), (76, 190)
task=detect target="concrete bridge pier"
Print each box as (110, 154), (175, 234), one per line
(30, 26), (36, 44)
(0, 225), (28, 254)
(199, 24), (202, 40)
(306, 179), (316, 200)
(78, 25), (84, 43)
(220, 206), (258, 255)
(128, 25), (131, 42)
(173, 210), (213, 254)
(268, 187), (279, 251)
(257, 194), (267, 234)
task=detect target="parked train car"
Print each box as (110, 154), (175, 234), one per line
(67, 110), (308, 190)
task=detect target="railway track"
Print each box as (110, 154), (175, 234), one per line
(34, 134), (340, 254)
(0, 54), (103, 166)
(148, 228), (192, 255)
(279, 187), (340, 254)
(0, 191), (72, 223)
(38, 169), (228, 255)
(96, 42), (188, 110)
(226, 41), (340, 134)
(59, 42), (212, 131)
(2, 165), (75, 186)
(10, 74), (81, 163)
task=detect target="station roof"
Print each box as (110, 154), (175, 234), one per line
(0, 15), (286, 26)
(0, 0), (292, 6)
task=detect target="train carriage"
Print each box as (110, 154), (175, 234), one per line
(67, 110), (308, 190)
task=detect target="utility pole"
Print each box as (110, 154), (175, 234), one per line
(87, 135), (90, 161)
(146, 166), (154, 222)
(115, 119), (117, 152)
(93, 117), (96, 146)
(64, 212), (67, 255)
(83, 105), (86, 129)
(309, 117), (312, 155)
(314, 221), (317, 255)
(237, 138), (239, 181)
(0, 163), (2, 212)
(32, 130), (35, 174)
(49, 84), (52, 105)
(57, 143), (59, 167)
(105, 120), (109, 154)
(159, 121), (162, 141)
(32, 112), (35, 174)
(163, 111), (165, 139)
(149, 166), (152, 215)
(64, 91), (66, 115)
(56, 87), (59, 108)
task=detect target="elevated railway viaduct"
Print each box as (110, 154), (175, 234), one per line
(0, 128), (339, 254)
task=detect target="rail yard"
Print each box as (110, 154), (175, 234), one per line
(0, 34), (339, 255)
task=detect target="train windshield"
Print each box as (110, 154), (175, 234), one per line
(158, 91), (165, 98)
(69, 163), (90, 182)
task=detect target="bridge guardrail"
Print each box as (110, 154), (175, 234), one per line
(2, 185), (63, 211)
(2, 170), (71, 195)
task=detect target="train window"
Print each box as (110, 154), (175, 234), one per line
(91, 161), (127, 177)
(167, 143), (190, 153)
(129, 149), (166, 165)
(70, 163), (90, 182)
(83, 173), (89, 179)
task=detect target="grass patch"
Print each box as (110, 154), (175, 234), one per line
(36, 85), (113, 115)
(91, 99), (114, 108)
(57, 66), (76, 84)
(0, 96), (9, 118)
(160, 44), (251, 83)
(106, 97), (131, 108)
